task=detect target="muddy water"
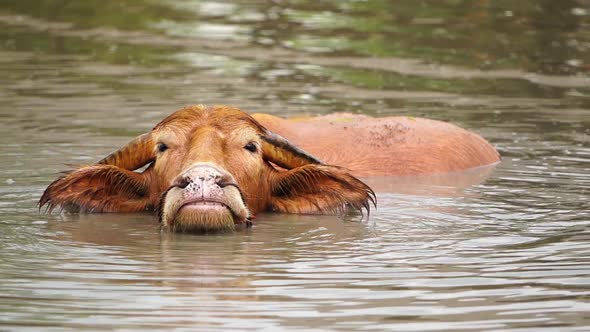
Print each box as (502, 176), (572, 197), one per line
(1, 1), (589, 331)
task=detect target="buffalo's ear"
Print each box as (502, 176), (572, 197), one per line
(39, 165), (154, 213)
(269, 164), (376, 215)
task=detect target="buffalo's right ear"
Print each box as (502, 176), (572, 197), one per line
(39, 165), (154, 213)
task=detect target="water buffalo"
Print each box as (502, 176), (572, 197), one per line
(40, 105), (500, 232)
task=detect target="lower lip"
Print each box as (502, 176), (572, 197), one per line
(180, 201), (228, 211)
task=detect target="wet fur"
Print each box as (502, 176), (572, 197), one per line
(39, 104), (496, 232)
(40, 165), (152, 213)
(270, 164), (376, 215)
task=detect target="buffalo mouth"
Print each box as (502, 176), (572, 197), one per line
(180, 199), (230, 211)
(159, 186), (250, 233)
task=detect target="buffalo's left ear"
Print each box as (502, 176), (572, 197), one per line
(269, 164), (376, 215)
(258, 128), (375, 215)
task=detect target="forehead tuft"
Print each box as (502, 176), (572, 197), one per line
(153, 105), (265, 133)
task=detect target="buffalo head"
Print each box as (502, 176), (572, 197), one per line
(40, 105), (375, 232)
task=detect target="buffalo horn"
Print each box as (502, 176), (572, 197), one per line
(261, 130), (322, 169)
(97, 133), (155, 170)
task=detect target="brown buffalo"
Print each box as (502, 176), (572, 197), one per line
(40, 105), (500, 232)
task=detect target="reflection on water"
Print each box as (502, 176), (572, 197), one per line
(1, 0), (589, 331)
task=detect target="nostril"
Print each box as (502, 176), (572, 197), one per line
(216, 178), (246, 205)
(172, 176), (190, 189)
(217, 179), (239, 190)
(215, 173), (233, 187)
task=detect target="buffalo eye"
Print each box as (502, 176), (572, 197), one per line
(244, 142), (258, 153)
(157, 142), (169, 153)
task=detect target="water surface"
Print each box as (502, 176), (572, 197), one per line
(1, 1), (589, 331)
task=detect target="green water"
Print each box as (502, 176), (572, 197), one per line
(1, 1), (589, 331)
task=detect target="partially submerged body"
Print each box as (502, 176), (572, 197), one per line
(253, 113), (499, 177)
(40, 105), (500, 232)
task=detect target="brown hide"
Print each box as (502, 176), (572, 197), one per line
(252, 113), (500, 177)
(40, 105), (499, 232)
